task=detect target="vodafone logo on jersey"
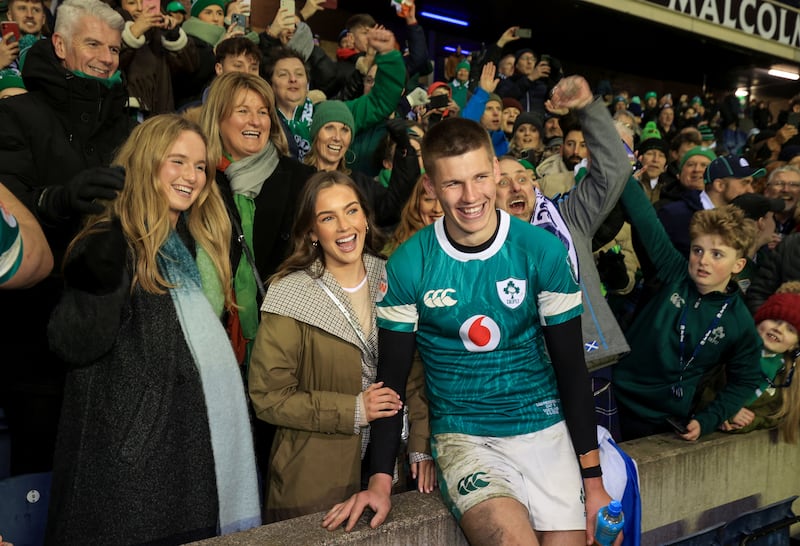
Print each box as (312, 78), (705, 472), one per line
(459, 315), (501, 352)
(423, 288), (457, 308)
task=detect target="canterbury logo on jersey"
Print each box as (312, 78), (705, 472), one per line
(423, 288), (458, 308)
(458, 472), (491, 495)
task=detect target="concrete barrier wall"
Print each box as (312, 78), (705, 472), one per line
(194, 429), (800, 546)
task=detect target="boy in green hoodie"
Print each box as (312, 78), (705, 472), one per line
(613, 185), (763, 441)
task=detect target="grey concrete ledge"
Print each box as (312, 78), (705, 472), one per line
(192, 489), (467, 546)
(192, 428), (800, 546)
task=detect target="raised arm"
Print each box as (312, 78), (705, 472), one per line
(550, 76), (630, 237)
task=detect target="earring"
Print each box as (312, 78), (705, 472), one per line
(365, 223), (369, 233)
(312, 240), (318, 248)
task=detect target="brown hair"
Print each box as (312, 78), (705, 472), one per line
(421, 117), (494, 179)
(269, 171), (384, 282)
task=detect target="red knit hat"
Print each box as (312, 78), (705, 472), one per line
(754, 292), (800, 335)
(427, 81), (451, 97)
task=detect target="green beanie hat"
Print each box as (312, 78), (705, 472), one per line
(311, 100), (355, 141)
(645, 91), (657, 100)
(167, 0), (187, 12)
(679, 146), (717, 171)
(456, 60), (470, 72)
(191, 0), (226, 18)
(699, 124), (715, 142)
(640, 121), (661, 141)
(0, 69), (24, 93)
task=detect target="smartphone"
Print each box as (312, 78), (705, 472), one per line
(427, 94), (449, 110)
(788, 112), (800, 128)
(516, 27), (532, 39)
(231, 13), (248, 30)
(322, 0), (337, 8)
(141, 0), (159, 14)
(279, 0), (295, 14)
(665, 416), (689, 435)
(0, 21), (20, 43)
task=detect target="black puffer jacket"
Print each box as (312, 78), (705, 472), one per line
(747, 231), (800, 313)
(0, 38), (134, 255)
(0, 38), (134, 474)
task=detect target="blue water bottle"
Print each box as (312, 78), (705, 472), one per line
(594, 500), (624, 546)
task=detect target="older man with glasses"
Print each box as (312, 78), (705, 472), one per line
(763, 165), (800, 236)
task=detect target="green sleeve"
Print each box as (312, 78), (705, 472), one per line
(345, 50), (405, 135)
(620, 176), (687, 284)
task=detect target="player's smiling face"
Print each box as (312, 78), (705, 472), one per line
(424, 147), (499, 247)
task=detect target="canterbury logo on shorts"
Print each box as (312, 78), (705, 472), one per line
(458, 472), (491, 495)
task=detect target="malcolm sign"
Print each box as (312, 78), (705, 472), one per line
(644, 0), (800, 47)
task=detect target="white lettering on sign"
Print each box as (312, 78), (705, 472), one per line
(658, 0), (800, 46)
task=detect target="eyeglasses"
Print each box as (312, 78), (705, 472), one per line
(498, 174), (534, 187)
(767, 180), (800, 189)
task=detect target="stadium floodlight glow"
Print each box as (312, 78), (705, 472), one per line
(735, 88), (749, 97)
(443, 46), (471, 55)
(419, 11), (469, 26)
(767, 68), (799, 80)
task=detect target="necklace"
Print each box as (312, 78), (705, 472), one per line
(672, 294), (732, 399)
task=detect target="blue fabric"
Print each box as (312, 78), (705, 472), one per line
(462, 87), (510, 156)
(610, 437), (641, 546)
(158, 229), (261, 535)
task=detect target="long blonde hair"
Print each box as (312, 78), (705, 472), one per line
(385, 175), (430, 254)
(70, 115), (234, 308)
(773, 281), (800, 443)
(199, 72), (289, 168)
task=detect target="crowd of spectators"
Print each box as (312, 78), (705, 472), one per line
(1, 0), (800, 543)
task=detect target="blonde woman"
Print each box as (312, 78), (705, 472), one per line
(47, 115), (260, 544)
(384, 175), (443, 255)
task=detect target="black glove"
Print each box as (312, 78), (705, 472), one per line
(596, 249), (629, 292)
(64, 218), (128, 295)
(37, 166), (125, 223)
(385, 118), (412, 149)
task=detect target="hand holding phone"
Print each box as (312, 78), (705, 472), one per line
(231, 13), (247, 31)
(427, 94), (450, 110)
(0, 21), (21, 43)
(279, 0), (295, 15)
(665, 416), (690, 435)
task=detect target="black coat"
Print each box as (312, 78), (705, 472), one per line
(0, 38), (134, 258)
(747, 232), (800, 313)
(0, 38), (134, 474)
(46, 224), (218, 545)
(218, 156), (316, 282)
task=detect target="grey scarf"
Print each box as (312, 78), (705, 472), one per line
(225, 140), (280, 198)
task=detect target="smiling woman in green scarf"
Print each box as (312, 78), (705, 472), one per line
(200, 71), (315, 368)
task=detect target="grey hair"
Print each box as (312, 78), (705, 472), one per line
(54, 0), (124, 43)
(613, 119), (634, 142)
(768, 164), (800, 183)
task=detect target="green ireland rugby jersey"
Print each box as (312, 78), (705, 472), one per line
(377, 210), (583, 437)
